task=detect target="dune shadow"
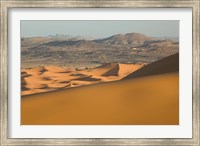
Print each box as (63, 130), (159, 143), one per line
(123, 53), (179, 80)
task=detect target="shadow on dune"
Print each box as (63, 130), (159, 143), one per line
(73, 76), (101, 81)
(102, 64), (119, 76)
(123, 53), (179, 80)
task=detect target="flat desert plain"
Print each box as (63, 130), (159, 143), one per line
(21, 53), (179, 125)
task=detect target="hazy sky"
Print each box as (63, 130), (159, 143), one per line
(21, 20), (179, 39)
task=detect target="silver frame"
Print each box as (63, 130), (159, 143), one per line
(0, 0), (199, 145)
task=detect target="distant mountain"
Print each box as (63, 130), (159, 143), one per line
(48, 34), (74, 38)
(48, 34), (94, 40)
(94, 33), (152, 47)
(21, 32), (179, 68)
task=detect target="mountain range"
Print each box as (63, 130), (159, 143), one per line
(21, 32), (179, 69)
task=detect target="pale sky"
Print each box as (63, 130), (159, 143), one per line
(21, 20), (179, 39)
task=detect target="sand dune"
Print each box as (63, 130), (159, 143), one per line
(21, 63), (143, 96)
(24, 66), (46, 75)
(21, 54), (179, 125)
(22, 73), (178, 125)
(124, 53), (178, 79)
(102, 64), (119, 76)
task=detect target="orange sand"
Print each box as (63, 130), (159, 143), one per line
(21, 53), (179, 125)
(21, 72), (178, 125)
(21, 63), (143, 96)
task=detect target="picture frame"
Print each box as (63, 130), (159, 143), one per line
(0, 0), (199, 145)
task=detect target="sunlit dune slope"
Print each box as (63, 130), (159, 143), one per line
(22, 54), (179, 125)
(22, 73), (178, 125)
(124, 53), (179, 79)
(21, 63), (143, 96)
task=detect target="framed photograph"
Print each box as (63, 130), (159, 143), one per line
(0, 0), (199, 145)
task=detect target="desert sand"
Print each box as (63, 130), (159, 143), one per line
(21, 53), (179, 125)
(21, 63), (143, 96)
